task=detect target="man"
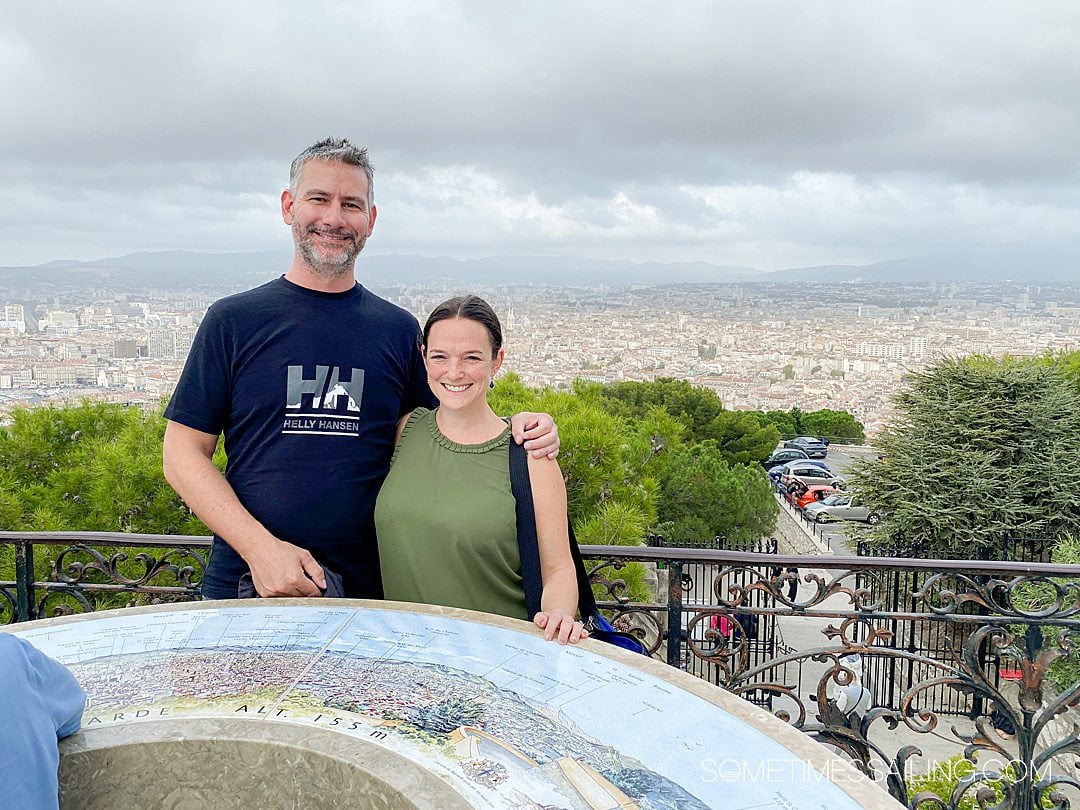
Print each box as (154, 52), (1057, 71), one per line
(163, 138), (557, 600)
(0, 634), (86, 809)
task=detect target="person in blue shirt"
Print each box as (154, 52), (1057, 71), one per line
(0, 633), (86, 809)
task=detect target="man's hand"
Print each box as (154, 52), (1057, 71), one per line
(510, 411), (559, 459)
(247, 539), (326, 597)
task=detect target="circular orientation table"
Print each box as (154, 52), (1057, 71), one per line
(9, 600), (901, 809)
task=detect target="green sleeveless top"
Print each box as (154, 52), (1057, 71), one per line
(374, 408), (527, 620)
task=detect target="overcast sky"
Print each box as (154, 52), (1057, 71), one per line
(3, 1), (1079, 271)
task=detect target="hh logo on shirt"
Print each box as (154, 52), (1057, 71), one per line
(282, 365), (364, 437)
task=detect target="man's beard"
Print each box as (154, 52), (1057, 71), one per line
(292, 221), (367, 277)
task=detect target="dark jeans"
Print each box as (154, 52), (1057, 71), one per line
(200, 569), (243, 600)
(198, 540), (244, 600)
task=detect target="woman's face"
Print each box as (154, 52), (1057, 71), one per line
(423, 317), (504, 412)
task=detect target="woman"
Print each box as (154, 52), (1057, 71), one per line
(375, 295), (586, 644)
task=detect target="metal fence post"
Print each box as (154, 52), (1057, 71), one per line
(14, 539), (34, 623)
(666, 560), (684, 668)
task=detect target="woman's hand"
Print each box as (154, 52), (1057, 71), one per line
(533, 611), (589, 644)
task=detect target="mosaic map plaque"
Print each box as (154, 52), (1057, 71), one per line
(13, 603), (877, 809)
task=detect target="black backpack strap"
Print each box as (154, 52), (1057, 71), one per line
(509, 439), (544, 620)
(566, 522), (600, 624)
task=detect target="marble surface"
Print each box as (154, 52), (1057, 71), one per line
(9, 599), (903, 809)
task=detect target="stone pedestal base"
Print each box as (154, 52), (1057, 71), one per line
(59, 718), (470, 809)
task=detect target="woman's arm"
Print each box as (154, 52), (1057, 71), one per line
(528, 454), (587, 644)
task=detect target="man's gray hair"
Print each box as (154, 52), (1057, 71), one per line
(289, 137), (375, 204)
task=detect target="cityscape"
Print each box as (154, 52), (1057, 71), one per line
(2, 268), (1077, 435)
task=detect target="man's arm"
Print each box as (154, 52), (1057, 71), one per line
(162, 421), (324, 597)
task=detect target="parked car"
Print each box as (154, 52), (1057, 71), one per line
(762, 448), (809, 468)
(784, 436), (829, 458)
(794, 485), (840, 511)
(767, 462), (828, 486)
(766, 457), (830, 484)
(804, 493), (881, 525)
(780, 461), (845, 490)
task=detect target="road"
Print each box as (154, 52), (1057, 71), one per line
(787, 443), (878, 554)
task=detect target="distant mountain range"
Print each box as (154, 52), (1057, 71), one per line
(2, 244), (1077, 287)
(770, 245), (1078, 284)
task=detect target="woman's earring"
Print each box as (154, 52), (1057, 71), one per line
(489, 379), (495, 389)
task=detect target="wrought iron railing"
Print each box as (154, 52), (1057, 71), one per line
(0, 531), (207, 623)
(3, 530), (1080, 809)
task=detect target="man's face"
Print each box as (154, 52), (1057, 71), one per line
(281, 160), (377, 278)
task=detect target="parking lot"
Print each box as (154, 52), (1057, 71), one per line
(779, 443), (878, 554)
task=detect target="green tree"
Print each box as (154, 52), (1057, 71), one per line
(0, 401), (213, 589)
(597, 378), (725, 439)
(762, 406), (863, 444)
(782, 364), (795, 380)
(656, 441), (777, 547)
(0, 401), (210, 535)
(593, 378), (779, 463)
(800, 409), (865, 444)
(789, 406), (804, 434)
(1043, 349), (1080, 394)
(702, 411), (781, 466)
(763, 410), (797, 440)
(856, 356), (1080, 556)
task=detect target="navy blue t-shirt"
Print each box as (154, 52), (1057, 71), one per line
(163, 277), (435, 598)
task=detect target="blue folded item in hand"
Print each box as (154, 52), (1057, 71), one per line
(237, 564), (345, 598)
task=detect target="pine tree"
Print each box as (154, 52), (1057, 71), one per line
(856, 356), (1080, 555)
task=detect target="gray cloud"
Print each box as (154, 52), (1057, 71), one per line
(1, 1), (1078, 269)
